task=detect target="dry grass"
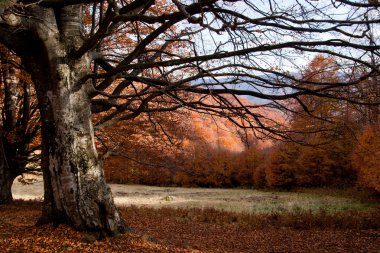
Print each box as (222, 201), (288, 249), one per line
(122, 205), (380, 230)
(111, 185), (378, 214)
(13, 177), (378, 214)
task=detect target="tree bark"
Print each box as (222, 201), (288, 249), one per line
(35, 66), (126, 234)
(20, 5), (127, 235)
(0, 176), (14, 204)
(0, 131), (17, 204)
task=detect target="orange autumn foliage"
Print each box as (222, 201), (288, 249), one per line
(265, 142), (298, 188)
(101, 110), (266, 188)
(265, 134), (356, 189)
(265, 55), (357, 189)
(99, 54), (366, 190)
(352, 124), (380, 193)
(176, 142), (264, 187)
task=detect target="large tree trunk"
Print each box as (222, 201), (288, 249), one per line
(0, 130), (24, 204)
(21, 6), (126, 235)
(0, 176), (14, 204)
(36, 65), (126, 234)
(0, 131), (17, 204)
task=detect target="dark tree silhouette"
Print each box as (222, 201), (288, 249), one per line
(0, 45), (40, 203)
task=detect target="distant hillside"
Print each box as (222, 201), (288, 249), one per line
(185, 96), (283, 152)
(101, 94), (284, 186)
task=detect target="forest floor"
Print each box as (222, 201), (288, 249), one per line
(3, 177), (379, 252)
(0, 200), (379, 252)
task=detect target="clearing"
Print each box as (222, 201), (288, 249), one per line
(12, 176), (376, 213)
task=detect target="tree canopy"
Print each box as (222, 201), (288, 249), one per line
(1, 0), (379, 135)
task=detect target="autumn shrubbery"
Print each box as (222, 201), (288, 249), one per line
(176, 144), (263, 187)
(264, 132), (356, 189)
(352, 124), (380, 194)
(102, 112), (362, 189)
(104, 144), (264, 188)
(102, 116), (360, 189)
(104, 135), (358, 189)
(104, 155), (175, 186)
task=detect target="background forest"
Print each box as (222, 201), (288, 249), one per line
(98, 54), (380, 194)
(1, 43), (379, 194)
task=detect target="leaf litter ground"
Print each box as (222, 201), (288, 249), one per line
(0, 201), (379, 252)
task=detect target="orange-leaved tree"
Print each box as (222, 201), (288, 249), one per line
(352, 124), (380, 193)
(265, 55), (357, 188)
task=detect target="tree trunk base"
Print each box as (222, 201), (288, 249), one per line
(35, 198), (131, 236)
(36, 215), (131, 237)
(0, 192), (13, 204)
(0, 177), (15, 204)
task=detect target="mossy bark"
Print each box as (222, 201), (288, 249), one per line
(17, 5), (127, 235)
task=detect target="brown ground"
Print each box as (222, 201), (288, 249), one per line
(0, 201), (379, 253)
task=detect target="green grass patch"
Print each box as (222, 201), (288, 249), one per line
(164, 188), (378, 214)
